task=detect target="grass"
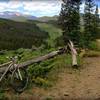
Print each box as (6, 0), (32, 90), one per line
(26, 53), (73, 88)
(36, 23), (62, 48)
(79, 40), (100, 58)
(0, 48), (56, 64)
(83, 50), (100, 57)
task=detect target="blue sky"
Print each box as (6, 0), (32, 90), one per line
(0, 0), (99, 17)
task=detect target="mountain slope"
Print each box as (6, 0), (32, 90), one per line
(37, 15), (58, 22)
(36, 22), (62, 47)
(0, 18), (49, 50)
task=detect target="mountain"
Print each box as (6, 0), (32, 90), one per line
(0, 11), (37, 22)
(0, 11), (59, 22)
(0, 18), (49, 50)
(37, 15), (58, 22)
(0, 11), (18, 18)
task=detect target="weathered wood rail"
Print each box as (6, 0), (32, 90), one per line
(0, 61), (12, 68)
(0, 47), (67, 73)
(0, 40), (78, 73)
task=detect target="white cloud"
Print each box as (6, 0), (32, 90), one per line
(0, 1), (22, 12)
(98, 8), (100, 14)
(0, 2), (7, 11)
(80, 2), (100, 15)
(80, 3), (84, 13)
(22, 1), (61, 16)
(7, 1), (22, 9)
(0, 0), (99, 17)
(0, 1), (61, 16)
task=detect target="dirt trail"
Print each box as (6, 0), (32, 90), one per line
(6, 57), (100, 100)
(49, 57), (100, 99)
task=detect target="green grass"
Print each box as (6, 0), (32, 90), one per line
(0, 50), (15, 64)
(83, 50), (100, 57)
(36, 23), (62, 47)
(0, 47), (58, 64)
(0, 48), (45, 64)
(26, 53), (74, 89)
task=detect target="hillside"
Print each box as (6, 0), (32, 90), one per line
(37, 15), (58, 22)
(0, 18), (49, 50)
(36, 22), (62, 47)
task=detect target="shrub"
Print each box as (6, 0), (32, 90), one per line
(0, 89), (6, 100)
(88, 41), (99, 50)
(28, 60), (54, 78)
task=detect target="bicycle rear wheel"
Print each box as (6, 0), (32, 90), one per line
(11, 68), (28, 93)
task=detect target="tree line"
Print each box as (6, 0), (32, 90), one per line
(0, 19), (49, 50)
(58, 0), (100, 48)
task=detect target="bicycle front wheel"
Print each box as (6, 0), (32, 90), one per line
(11, 68), (28, 93)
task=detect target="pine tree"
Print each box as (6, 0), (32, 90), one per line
(83, 0), (95, 46)
(58, 0), (81, 45)
(93, 5), (99, 39)
(95, 5), (99, 20)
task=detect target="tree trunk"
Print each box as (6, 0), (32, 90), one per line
(68, 40), (78, 67)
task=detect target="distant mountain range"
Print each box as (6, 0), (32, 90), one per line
(0, 11), (37, 22)
(0, 11), (99, 22)
(0, 11), (58, 22)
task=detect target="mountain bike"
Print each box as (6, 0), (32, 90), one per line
(0, 56), (29, 93)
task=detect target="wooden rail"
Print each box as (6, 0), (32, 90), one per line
(0, 40), (78, 73)
(0, 47), (67, 73)
(0, 61), (12, 68)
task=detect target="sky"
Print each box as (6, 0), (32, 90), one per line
(0, 0), (99, 17)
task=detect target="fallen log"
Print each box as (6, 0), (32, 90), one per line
(0, 47), (67, 73)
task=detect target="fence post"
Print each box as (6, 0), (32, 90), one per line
(68, 40), (78, 67)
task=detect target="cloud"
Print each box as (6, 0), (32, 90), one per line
(0, 1), (22, 12)
(80, 2), (84, 13)
(0, 0), (61, 17)
(22, 1), (61, 16)
(80, 1), (100, 14)
(0, 0), (99, 17)
(99, 8), (100, 14)
(7, 1), (22, 9)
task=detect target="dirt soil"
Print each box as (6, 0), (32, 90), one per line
(6, 57), (100, 100)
